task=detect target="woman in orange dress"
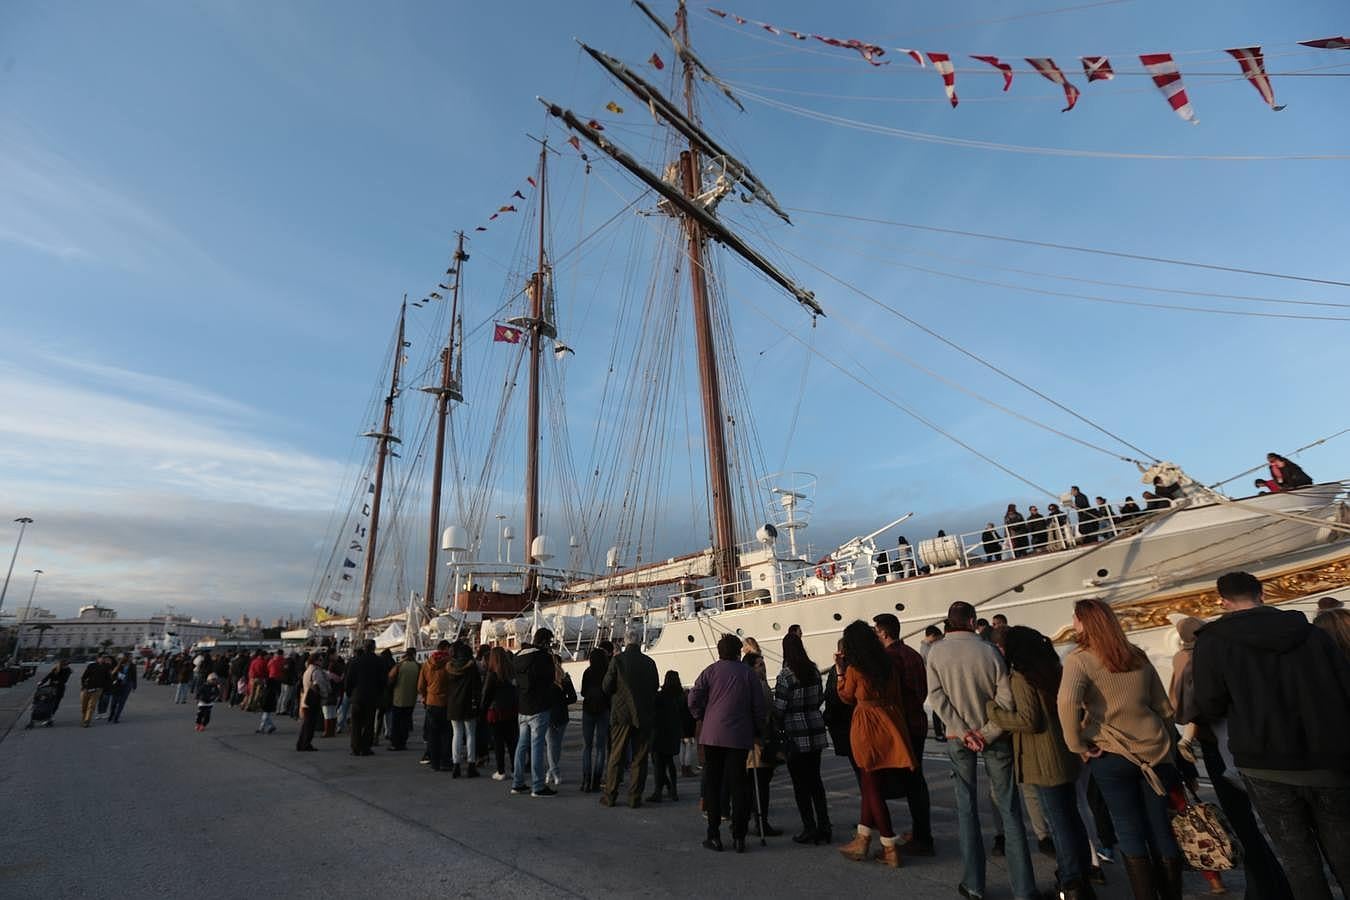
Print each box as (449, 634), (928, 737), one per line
(834, 619), (916, 868)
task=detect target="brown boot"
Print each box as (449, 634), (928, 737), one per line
(873, 835), (902, 868)
(323, 718), (336, 738)
(1122, 855), (1155, 900)
(839, 826), (873, 862)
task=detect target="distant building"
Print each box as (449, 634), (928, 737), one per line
(0, 606), (56, 623)
(15, 606), (226, 657)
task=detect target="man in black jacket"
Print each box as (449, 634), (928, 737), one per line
(1193, 571), (1350, 900)
(511, 628), (558, 797)
(345, 640), (386, 756)
(600, 626), (659, 809)
(79, 656), (112, 727)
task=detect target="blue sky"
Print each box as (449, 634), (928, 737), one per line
(2, 0), (1348, 620)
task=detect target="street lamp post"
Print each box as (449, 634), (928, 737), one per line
(0, 516), (34, 622)
(11, 569), (43, 664)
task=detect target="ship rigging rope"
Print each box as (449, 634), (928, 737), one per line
(1207, 426), (1350, 488)
(787, 208), (1350, 291)
(750, 230), (1159, 462)
(735, 87), (1350, 163)
(739, 291), (1061, 498)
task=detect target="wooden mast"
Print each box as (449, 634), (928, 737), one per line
(422, 234), (467, 617)
(675, 0), (737, 589)
(523, 142), (548, 596)
(357, 302), (406, 640)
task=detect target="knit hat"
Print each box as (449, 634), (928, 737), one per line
(1174, 615), (1206, 649)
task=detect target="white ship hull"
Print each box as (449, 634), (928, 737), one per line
(562, 487), (1350, 686)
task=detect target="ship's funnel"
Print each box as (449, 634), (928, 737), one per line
(442, 525), (468, 552)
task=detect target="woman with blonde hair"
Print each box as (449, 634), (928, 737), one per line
(1058, 599), (1182, 900)
(1314, 607), (1350, 660)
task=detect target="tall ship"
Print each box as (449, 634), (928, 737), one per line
(299, 1), (1350, 683)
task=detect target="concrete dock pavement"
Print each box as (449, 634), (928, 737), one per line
(1, 677), (1238, 898)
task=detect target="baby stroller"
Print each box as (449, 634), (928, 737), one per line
(27, 683), (59, 728)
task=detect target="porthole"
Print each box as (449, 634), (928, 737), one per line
(736, 628), (744, 636)
(894, 603), (905, 612)
(832, 613), (842, 621)
(771, 622), (781, 631)
(687, 635), (695, 643)
(1096, 568), (1109, 578)
(1013, 585), (1025, 593)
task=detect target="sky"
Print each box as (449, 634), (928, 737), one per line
(2, 0), (1348, 622)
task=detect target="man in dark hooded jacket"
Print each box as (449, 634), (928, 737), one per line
(1193, 571), (1350, 900)
(600, 626), (659, 808)
(345, 640), (386, 756)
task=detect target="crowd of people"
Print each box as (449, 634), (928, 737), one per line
(32, 568), (1348, 900)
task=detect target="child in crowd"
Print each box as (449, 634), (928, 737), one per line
(196, 673), (221, 732)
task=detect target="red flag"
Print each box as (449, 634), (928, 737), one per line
(708, 7), (727, 17)
(732, 15), (746, 25)
(488, 213), (498, 221)
(1299, 36), (1350, 49)
(586, 119), (604, 131)
(761, 23), (779, 35)
(568, 135), (582, 152)
(493, 324), (523, 344)
(1025, 58), (1080, 111)
(1080, 56), (1114, 81)
(1140, 53), (1198, 124)
(1226, 47), (1284, 110)
(970, 55), (1013, 92)
(897, 48), (925, 67)
(527, 176), (536, 187)
(927, 53), (958, 107)
(498, 205), (517, 213)
(649, 52), (665, 69)
(513, 190), (526, 199)
(787, 30), (808, 41)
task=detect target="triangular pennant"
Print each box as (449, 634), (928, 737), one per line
(1025, 58), (1080, 111)
(926, 53), (958, 107)
(1080, 56), (1115, 82)
(1226, 47), (1284, 110)
(970, 55), (1013, 92)
(1139, 53), (1198, 124)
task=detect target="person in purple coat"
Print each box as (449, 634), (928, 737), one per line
(688, 633), (767, 853)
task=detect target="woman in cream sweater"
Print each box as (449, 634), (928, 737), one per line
(1058, 599), (1183, 900)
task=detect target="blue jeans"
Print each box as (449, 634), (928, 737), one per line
(582, 709), (609, 779)
(948, 738), (1038, 899)
(513, 712), (550, 793)
(1087, 752), (1181, 860)
(547, 720), (568, 781)
(450, 719), (476, 765)
(108, 689), (131, 723)
(1037, 782), (1093, 884)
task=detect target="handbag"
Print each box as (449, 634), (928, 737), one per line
(1170, 786), (1243, 871)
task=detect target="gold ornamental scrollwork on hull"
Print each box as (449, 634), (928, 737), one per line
(1049, 555), (1350, 643)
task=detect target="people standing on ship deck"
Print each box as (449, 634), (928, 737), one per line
(482, 646), (519, 781)
(580, 647), (611, 793)
(873, 612), (935, 856)
(688, 633), (765, 853)
(774, 632), (830, 844)
(419, 640), (452, 771)
(1058, 598), (1183, 900)
(1094, 498), (1116, 538)
(981, 525), (1002, 562)
(835, 620), (917, 869)
(445, 640), (482, 777)
(1117, 497), (1141, 521)
(1194, 572), (1350, 900)
(1004, 505), (1029, 558)
(1261, 453), (1314, 492)
(927, 600), (1039, 900)
(387, 647), (420, 751)
(1070, 486), (1097, 543)
(1026, 506), (1048, 554)
(599, 626), (659, 808)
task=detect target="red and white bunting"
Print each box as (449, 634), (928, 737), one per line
(897, 48), (925, 67)
(970, 55), (1013, 91)
(1025, 58), (1080, 111)
(927, 52), (958, 107)
(1081, 56), (1115, 81)
(1139, 53), (1198, 124)
(1298, 36), (1350, 49)
(1227, 47), (1284, 110)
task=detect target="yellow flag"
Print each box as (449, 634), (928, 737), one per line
(605, 101), (624, 114)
